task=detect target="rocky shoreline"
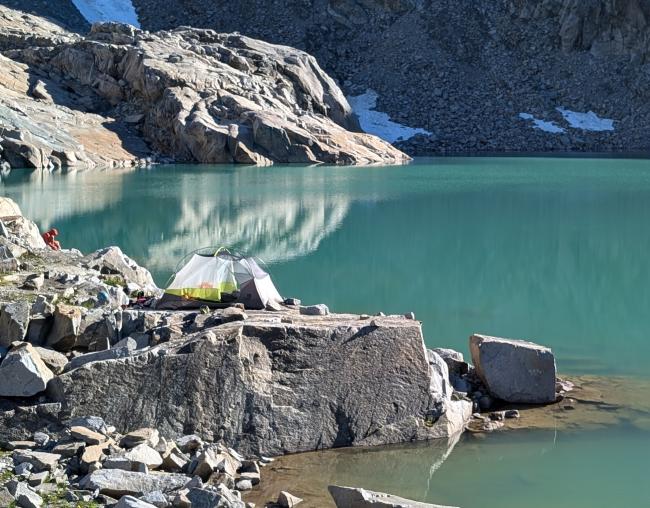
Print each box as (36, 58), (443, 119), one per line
(0, 196), (576, 507)
(0, 5), (408, 171)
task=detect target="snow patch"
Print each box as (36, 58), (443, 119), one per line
(556, 108), (614, 132)
(348, 90), (431, 143)
(71, 0), (140, 28)
(518, 113), (565, 134)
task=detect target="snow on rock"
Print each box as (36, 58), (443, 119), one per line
(71, 0), (140, 27)
(556, 108), (615, 132)
(518, 113), (565, 133)
(348, 89), (431, 143)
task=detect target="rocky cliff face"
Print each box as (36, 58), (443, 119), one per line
(130, 0), (650, 154)
(0, 5), (408, 169)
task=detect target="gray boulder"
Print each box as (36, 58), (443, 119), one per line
(328, 485), (458, 508)
(50, 314), (470, 456)
(186, 486), (245, 508)
(66, 339), (136, 371)
(46, 304), (83, 351)
(469, 334), (557, 404)
(0, 301), (30, 347)
(82, 247), (157, 293)
(299, 304), (330, 316)
(32, 347), (67, 374)
(115, 495), (158, 508)
(6, 481), (42, 508)
(0, 343), (54, 397)
(79, 469), (188, 497)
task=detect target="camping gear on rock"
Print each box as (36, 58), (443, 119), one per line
(157, 247), (284, 310)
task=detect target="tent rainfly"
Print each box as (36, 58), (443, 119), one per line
(157, 248), (283, 310)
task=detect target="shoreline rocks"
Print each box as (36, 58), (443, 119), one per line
(328, 485), (458, 508)
(0, 5), (409, 170)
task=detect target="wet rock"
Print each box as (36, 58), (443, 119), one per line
(328, 485), (456, 507)
(0, 343), (54, 397)
(80, 469), (188, 497)
(278, 491), (303, 507)
(469, 334), (556, 404)
(299, 304), (329, 316)
(0, 301), (31, 346)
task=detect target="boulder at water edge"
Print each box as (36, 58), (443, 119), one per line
(328, 485), (459, 508)
(469, 334), (556, 404)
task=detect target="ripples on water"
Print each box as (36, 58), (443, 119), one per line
(3, 157), (650, 507)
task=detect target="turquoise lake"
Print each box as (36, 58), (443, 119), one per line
(2, 157), (650, 507)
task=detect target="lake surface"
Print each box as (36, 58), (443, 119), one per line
(3, 157), (650, 507)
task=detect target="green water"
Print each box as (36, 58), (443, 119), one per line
(3, 157), (650, 507)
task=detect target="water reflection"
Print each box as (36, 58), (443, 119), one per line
(1, 165), (353, 276)
(248, 432), (462, 507)
(3, 158), (650, 377)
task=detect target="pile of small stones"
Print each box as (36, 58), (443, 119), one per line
(0, 416), (302, 508)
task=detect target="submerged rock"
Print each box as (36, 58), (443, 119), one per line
(328, 485), (458, 508)
(469, 334), (556, 404)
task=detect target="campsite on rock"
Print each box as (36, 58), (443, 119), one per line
(1, 1), (650, 507)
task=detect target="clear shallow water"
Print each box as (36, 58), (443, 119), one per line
(250, 425), (650, 508)
(4, 157), (650, 378)
(3, 157), (650, 507)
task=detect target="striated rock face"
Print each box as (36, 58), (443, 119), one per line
(0, 5), (408, 169)
(50, 314), (471, 456)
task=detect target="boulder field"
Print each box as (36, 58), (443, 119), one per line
(0, 5), (408, 170)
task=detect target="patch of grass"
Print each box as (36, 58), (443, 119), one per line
(0, 468), (14, 483)
(101, 275), (124, 288)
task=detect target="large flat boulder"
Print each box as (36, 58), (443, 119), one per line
(79, 469), (188, 497)
(328, 485), (458, 508)
(50, 313), (470, 455)
(469, 334), (556, 404)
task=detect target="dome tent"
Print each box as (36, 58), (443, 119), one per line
(157, 248), (283, 310)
